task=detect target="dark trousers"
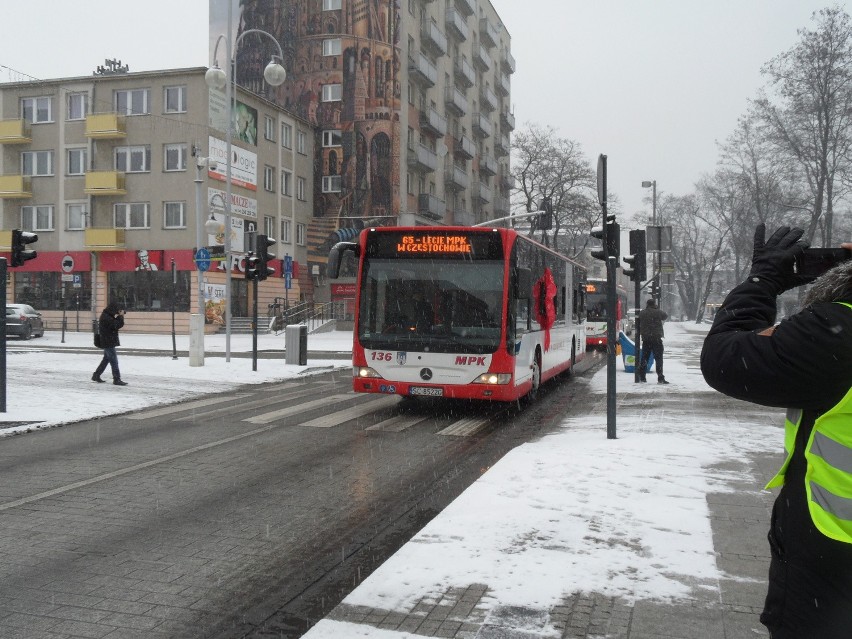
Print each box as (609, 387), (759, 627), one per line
(639, 337), (664, 379)
(94, 347), (121, 380)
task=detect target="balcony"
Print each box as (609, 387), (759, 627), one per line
(418, 193), (446, 220)
(480, 85), (498, 113)
(85, 113), (127, 139)
(407, 144), (438, 173)
(453, 57), (475, 88)
(84, 171), (127, 196)
(454, 0), (475, 17)
(501, 172), (516, 191)
(501, 109), (516, 131)
(494, 196), (510, 217)
(0, 119), (32, 145)
(445, 8), (469, 41)
(495, 134), (510, 157)
(455, 134), (475, 159)
(473, 112), (492, 138)
(502, 49), (516, 74)
(0, 175), (32, 199)
(472, 181), (492, 203)
(444, 86), (468, 116)
(479, 18), (499, 48)
(408, 52), (438, 87)
(444, 165), (469, 191)
(421, 21), (448, 57)
(453, 207), (474, 226)
(85, 228), (126, 251)
(420, 107), (448, 137)
(497, 72), (511, 97)
(479, 153), (497, 177)
(473, 44), (491, 71)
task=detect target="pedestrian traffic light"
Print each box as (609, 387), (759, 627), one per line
(623, 229), (647, 282)
(590, 215), (618, 261)
(256, 234), (276, 281)
(537, 197), (553, 231)
(245, 252), (260, 281)
(11, 229), (38, 267)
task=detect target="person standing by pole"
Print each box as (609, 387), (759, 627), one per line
(638, 298), (668, 384)
(92, 302), (128, 386)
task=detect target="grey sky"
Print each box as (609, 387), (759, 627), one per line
(2, 0), (847, 223)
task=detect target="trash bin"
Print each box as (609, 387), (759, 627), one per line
(285, 324), (307, 365)
(618, 331), (654, 373)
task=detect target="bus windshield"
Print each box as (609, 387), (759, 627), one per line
(586, 292), (608, 321)
(358, 258), (505, 354)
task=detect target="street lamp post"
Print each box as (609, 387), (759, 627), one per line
(206, 9), (286, 362)
(641, 179), (658, 306)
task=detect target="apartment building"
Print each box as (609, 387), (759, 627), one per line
(0, 66), (314, 333)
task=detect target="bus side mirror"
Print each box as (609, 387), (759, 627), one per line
(327, 241), (358, 279)
(515, 267), (532, 299)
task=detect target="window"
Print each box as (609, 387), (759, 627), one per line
(296, 223), (306, 246)
(281, 219), (291, 243)
(66, 148), (87, 176)
(164, 86), (187, 113)
(164, 143), (187, 171)
(109, 271), (191, 313)
(164, 202), (186, 229)
(264, 165), (275, 192)
(67, 203), (87, 230)
(114, 202), (149, 229)
(21, 97), (52, 123)
(322, 130), (342, 147)
(114, 88), (150, 115)
(322, 175), (342, 193)
(322, 84), (342, 102)
(22, 150), (54, 176)
(281, 123), (292, 148)
(21, 205), (54, 232)
(297, 130), (307, 154)
(264, 115), (275, 141)
(264, 216), (274, 236)
(281, 169), (292, 196)
(115, 145), (151, 172)
(323, 39), (342, 56)
(323, 0), (342, 9)
(67, 93), (87, 120)
(297, 176), (306, 201)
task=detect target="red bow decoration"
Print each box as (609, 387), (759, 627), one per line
(532, 267), (557, 350)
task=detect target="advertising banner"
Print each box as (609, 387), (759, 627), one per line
(208, 136), (258, 191)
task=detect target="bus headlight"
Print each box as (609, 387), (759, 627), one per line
(473, 373), (512, 385)
(354, 366), (382, 378)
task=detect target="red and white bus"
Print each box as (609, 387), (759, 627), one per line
(328, 227), (588, 402)
(584, 278), (629, 349)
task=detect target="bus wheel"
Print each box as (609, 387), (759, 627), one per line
(528, 353), (541, 401)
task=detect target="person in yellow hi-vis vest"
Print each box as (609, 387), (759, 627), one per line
(701, 224), (852, 638)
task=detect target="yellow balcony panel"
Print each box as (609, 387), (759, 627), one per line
(84, 171), (126, 196)
(85, 113), (127, 139)
(0, 230), (11, 251)
(85, 228), (126, 251)
(0, 175), (32, 199)
(0, 119), (32, 144)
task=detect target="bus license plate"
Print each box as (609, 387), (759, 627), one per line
(410, 386), (443, 397)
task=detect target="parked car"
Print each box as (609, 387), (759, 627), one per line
(625, 308), (639, 335)
(6, 304), (44, 340)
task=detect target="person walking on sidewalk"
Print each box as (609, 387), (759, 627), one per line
(92, 302), (128, 386)
(638, 298), (668, 383)
(701, 224), (852, 639)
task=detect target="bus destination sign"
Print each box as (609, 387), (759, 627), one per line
(367, 230), (503, 260)
(397, 234), (471, 254)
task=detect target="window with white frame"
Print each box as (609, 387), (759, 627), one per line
(281, 123), (292, 148)
(163, 86), (187, 113)
(264, 216), (274, 236)
(281, 169), (292, 196)
(323, 0), (342, 9)
(22, 205), (54, 232)
(114, 88), (150, 115)
(322, 84), (342, 102)
(22, 150), (54, 176)
(264, 115), (275, 141)
(280, 218), (291, 243)
(322, 39), (342, 56)
(164, 201), (186, 228)
(115, 145), (151, 172)
(66, 148), (87, 176)
(67, 93), (87, 120)
(21, 96), (52, 123)
(264, 165), (275, 192)
(67, 204), (87, 230)
(322, 130), (342, 147)
(322, 175), (342, 193)
(297, 129), (307, 154)
(114, 202), (149, 229)
(297, 176), (306, 200)
(296, 223), (306, 246)
(164, 143), (187, 171)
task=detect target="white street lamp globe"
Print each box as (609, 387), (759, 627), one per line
(205, 64), (227, 90)
(263, 59), (287, 86)
(205, 214), (221, 235)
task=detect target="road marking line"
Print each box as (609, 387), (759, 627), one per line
(173, 386), (323, 422)
(437, 416), (491, 437)
(125, 394), (253, 419)
(301, 396), (399, 428)
(366, 414), (432, 432)
(243, 394), (354, 424)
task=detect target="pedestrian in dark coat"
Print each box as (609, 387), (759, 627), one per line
(92, 302), (128, 386)
(638, 298), (669, 383)
(701, 224), (852, 638)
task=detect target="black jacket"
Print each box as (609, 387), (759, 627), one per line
(98, 303), (124, 348)
(638, 306), (667, 340)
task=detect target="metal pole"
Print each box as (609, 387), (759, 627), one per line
(194, 160), (205, 322)
(61, 284), (67, 343)
(1, 258), (7, 412)
(171, 258), (177, 360)
(252, 277), (258, 372)
(224, 0), (234, 363)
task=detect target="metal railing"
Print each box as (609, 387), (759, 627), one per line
(267, 299), (350, 334)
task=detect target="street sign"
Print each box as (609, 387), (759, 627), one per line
(283, 255), (293, 275)
(61, 255), (74, 273)
(73, 274), (82, 288)
(285, 273), (292, 290)
(207, 245), (226, 261)
(61, 274), (74, 282)
(195, 248), (211, 272)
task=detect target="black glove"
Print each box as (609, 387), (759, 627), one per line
(748, 223), (809, 293)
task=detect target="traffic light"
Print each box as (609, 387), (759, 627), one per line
(256, 234), (276, 281)
(537, 197), (553, 231)
(590, 215), (619, 261)
(623, 229), (647, 282)
(651, 277), (661, 299)
(245, 252), (260, 281)
(11, 229), (38, 267)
